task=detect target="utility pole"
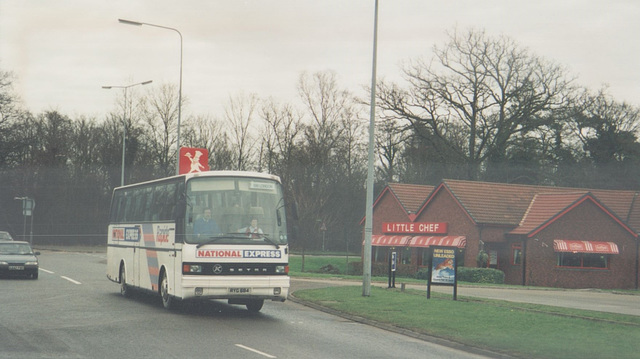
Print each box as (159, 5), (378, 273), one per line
(363, 0), (379, 297)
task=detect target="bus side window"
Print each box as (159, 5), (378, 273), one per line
(165, 182), (178, 220)
(131, 189), (144, 222)
(142, 187), (153, 222)
(110, 192), (122, 223)
(122, 192), (133, 222)
(150, 185), (164, 221)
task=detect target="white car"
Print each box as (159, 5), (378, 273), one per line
(0, 231), (13, 241)
(0, 240), (39, 279)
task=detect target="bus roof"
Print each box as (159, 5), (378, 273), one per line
(114, 171), (282, 191)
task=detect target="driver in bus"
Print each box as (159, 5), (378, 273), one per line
(239, 218), (263, 239)
(193, 208), (221, 238)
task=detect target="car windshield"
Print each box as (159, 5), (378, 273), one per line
(0, 243), (33, 255)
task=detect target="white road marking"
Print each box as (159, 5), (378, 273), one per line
(235, 344), (276, 358)
(40, 268), (82, 284)
(61, 276), (82, 285)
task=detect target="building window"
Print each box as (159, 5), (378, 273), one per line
(420, 248), (430, 267)
(557, 253), (608, 269)
(488, 250), (498, 268)
(401, 247), (412, 264)
(373, 247), (383, 263)
(512, 243), (522, 265)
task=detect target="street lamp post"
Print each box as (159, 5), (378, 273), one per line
(119, 18), (183, 176)
(363, 0), (380, 297)
(102, 80), (153, 186)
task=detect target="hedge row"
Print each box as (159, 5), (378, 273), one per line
(345, 262), (504, 284)
(457, 267), (504, 284)
(347, 261), (417, 277)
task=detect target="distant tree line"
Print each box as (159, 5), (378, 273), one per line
(1, 28), (639, 251)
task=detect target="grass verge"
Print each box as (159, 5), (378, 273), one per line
(292, 286), (640, 359)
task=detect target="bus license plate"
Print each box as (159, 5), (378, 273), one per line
(9, 266), (24, 270)
(229, 288), (251, 294)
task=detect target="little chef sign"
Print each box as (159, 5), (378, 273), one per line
(383, 222), (448, 234)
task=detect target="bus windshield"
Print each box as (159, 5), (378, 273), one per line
(185, 176), (288, 246)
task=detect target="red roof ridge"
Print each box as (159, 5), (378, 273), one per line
(512, 192), (590, 234)
(509, 192), (636, 237)
(367, 179), (640, 235)
(437, 179), (639, 229)
(387, 183), (434, 215)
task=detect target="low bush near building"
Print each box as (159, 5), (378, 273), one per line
(457, 267), (504, 284)
(298, 258), (504, 284)
(416, 267), (505, 284)
(347, 261), (416, 277)
(317, 264), (341, 274)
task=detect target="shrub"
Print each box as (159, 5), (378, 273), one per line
(347, 262), (504, 284)
(348, 261), (416, 277)
(416, 267), (504, 283)
(317, 264), (341, 274)
(415, 268), (429, 280)
(457, 267), (504, 284)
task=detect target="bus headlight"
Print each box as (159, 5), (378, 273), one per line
(275, 265), (288, 274)
(183, 264), (202, 273)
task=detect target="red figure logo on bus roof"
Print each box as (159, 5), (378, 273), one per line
(179, 147), (210, 174)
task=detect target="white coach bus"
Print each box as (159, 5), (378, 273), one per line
(106, 171), (291, 312)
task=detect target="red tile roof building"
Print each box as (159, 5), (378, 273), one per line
(366, 179), (640, 289)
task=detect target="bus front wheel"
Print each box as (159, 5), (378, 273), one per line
(160, 271), (175, 309)
(120, 264), (130, 298)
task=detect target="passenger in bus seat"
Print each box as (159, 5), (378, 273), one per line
(193, 208), (221, 238)
(239, 218), (263, 239)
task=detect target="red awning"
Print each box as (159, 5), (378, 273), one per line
(409, 236), (466, 248)
(370, 235), (412, 247)
(553, 240), (619, 254)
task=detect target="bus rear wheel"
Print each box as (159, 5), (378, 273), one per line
(246, 299), (264, 312)
(120, 265), (130, 298)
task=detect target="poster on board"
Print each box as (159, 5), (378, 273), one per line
(431, 248), (456, 284)
(427, 246), (458, 300)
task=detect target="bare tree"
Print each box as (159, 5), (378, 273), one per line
(141, 83), (183, 176)
(377, 28), (573, 180)
(376, 118), (407, 183)
(259, 99), (302, 178)
(291, 71), (367, 252)
(0, 70), (19, 125)
(0, 69), (25, 167)
(223, 93), (259, 171)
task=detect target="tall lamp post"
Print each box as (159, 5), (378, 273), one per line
(102, 80), (153, 186)
(363, 0), (379, 297)
(118, 18), (183, 176)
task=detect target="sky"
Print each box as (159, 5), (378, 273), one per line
(1, 0), (639, 119)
